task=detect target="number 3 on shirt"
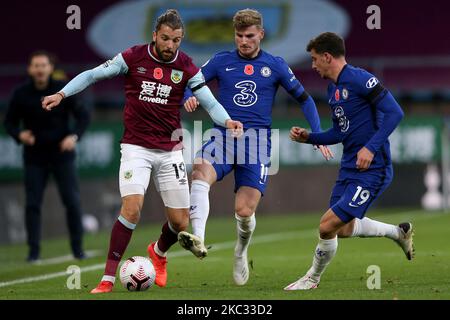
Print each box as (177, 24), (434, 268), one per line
(233, 80), (258, 107)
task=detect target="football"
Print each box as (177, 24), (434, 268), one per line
(119, 256), (156, 291)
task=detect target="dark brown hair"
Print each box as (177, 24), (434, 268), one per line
(306, 32), (345, 58)
(28, 50), (56, 66)
(155, 9), (184, 34)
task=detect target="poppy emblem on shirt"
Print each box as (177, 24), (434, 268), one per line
(244, 64), (254, 75)
(171, 69), (183, 84)
(153, 68), (163, 80)
(335, 89), (340, 101)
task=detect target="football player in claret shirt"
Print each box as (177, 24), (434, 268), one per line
(42, 9), (243, 294)
(177, 9), (333, 286)
(285, 32), (414, 290)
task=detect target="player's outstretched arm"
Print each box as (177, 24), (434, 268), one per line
(278, 58), (333, 160)
(297, 93), (321, 132)
(186, 71), (243, 136)
(295, 93), (334, 159)
(42, 54), (128, 111)
(291, 125), (343, 146)
(196, 86), (243, 136)
(183, 96), (242, 137)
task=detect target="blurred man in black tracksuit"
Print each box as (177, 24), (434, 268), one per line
(4, 51), (90, 262)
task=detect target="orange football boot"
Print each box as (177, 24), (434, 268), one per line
(90, 280), (114, 294)
(147, 242), (168, 287)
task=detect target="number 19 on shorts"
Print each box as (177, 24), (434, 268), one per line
(351, 186), (371, 206)
(172, 162), (186, 180)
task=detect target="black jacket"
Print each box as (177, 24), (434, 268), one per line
(3, 78), (90, 164)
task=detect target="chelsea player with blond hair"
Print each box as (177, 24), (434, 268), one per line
(178, 9), (333, 286)
(285, 32), (414, 290)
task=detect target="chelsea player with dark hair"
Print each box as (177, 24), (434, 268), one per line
(178, 9), (333, 286)
(285, 32), (414, 290)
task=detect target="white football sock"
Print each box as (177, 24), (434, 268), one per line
(189, 180), (210, 241)
(308, 236), (338, 280)
(235, 213), (256, 257)
(352, 217), (400, 240)
(154, 241), (167, 257)
(101, 275), (116, 284)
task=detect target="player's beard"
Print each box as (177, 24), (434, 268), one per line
(155, 43), (175, 62)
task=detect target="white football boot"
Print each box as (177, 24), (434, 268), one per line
(394, 222), (415, 260)
(284, 269), (320, 290)
(233, 253), (249, 286)
(177, 231), (208, 259)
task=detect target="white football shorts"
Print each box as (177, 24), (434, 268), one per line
(119, 143), (189, 208)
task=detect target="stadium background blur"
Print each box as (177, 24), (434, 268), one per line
(1, 0), (449, 245)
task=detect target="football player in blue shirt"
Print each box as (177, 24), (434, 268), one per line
(285, 32), (414, 290)
(178, 9), (333, 285)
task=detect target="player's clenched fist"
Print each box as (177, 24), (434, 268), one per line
(225, 119), (244, 138)
(289, 126), (309, 142)
(42, 92), (64, 111)
(184, 96), (199, 112)
(356, 146), (374, 171)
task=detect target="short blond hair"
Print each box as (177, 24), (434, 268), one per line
(233, 9), (263, 30)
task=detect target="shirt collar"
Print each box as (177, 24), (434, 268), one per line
(235, 48), (263, 61)
(335, 63), (348, 84)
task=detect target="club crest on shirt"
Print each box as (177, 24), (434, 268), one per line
(171, 69), (183, 84)
(342, 88), (349, 99)
(260, 66), (271, 77)
(124, 170), (133, 180)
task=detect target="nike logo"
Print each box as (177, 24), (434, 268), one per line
(348, 202), (359, 208)
(225, 67), (236, 71)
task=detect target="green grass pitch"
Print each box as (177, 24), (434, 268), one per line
(0, 209), (449, 300)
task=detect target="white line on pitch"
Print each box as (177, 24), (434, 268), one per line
(30, 250), (102, 266)
(0, 229), (315, 289)
(0, 209), (444, 289)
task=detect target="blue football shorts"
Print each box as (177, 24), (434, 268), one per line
(330, 165), (393, 223)
(196, 129), (271, 195)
